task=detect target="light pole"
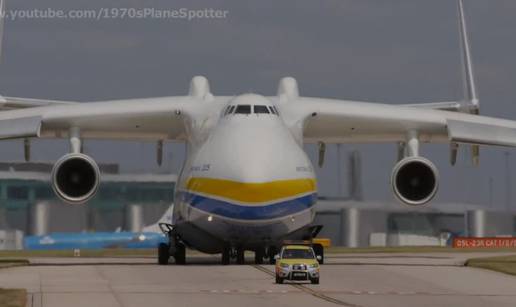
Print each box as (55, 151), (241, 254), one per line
(336, 144), (343, 196)
(504, 151), (512, 211)
(488, 177), (493, 208)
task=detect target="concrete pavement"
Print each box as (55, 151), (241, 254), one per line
(0, 252), (514, 307)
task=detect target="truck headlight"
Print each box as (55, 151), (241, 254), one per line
(309, 263), (319, 268)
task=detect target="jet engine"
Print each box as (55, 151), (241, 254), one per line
(391, 157), (439, 206)
(51, 153), (100, 204)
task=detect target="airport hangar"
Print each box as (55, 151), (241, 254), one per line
(0, 156), (515, 250)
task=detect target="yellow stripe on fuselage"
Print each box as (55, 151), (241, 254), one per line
(186, 177), (317, 203)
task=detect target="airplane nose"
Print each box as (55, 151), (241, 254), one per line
(231, 152), (274, 183)
(220, 131), (298, 183)
(195, 115), (315, 185)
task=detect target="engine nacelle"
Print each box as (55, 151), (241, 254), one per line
(391, 157), (439, 206)
(51, 153), (100, 204)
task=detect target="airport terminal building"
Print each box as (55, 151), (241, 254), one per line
(0, 162), (174, 249)
(315, 200), (516, 247)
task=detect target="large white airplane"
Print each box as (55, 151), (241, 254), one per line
(0, 0), (513, 264)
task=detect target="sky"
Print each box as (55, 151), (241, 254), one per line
(0, 0), (515, 209)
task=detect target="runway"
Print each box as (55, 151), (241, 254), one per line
(1, 252), (516, 307)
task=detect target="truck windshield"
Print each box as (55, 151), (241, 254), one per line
(282, 249), (314, 259)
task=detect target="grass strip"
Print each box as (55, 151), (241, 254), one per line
(0, 249), (157, 258)
(325, 246), (516, 254)
(466, 255), (516, 276)
(0, 288), (26, 307)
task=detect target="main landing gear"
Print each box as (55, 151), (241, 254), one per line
(222, 246), (231, 265)
(221, 246), (246, 265)
(158, 223), (186, 265)
(220, 246), (269, 265)
(268, 246), (278, 264)
(254, 248), (265, 265)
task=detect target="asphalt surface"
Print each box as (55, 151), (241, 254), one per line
(0, 253), (515, 307)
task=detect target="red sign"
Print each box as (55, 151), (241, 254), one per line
(453, 237), (516, 248)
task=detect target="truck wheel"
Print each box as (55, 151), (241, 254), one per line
(158, 243), (169, 265)
(310, 278), (319, 285)
(275, 276), (284, 284)
(313, 243), (324, 264)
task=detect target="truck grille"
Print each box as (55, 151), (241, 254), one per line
(290, 271), (308, 280)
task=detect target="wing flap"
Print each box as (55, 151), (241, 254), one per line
(447, 119), (516, 147)
(0, 96), (76, 110)
(0, 116), (41, 139)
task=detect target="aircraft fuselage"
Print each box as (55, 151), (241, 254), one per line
(172, 94), (317, 253)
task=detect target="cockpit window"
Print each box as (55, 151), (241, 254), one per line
(228, 104), (277, 116)
(254, 105), (270, 114)
(235, 105), (251, 114)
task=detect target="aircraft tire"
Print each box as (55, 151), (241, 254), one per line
(268, 246), (277, 265)
(236, 248), (245, 265)
(174, 243), (186, 265)
(158, 243), (169, 265)
(254, 248), (264, 264)
(222, 247), (230, 265)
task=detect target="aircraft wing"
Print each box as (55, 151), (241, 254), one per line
(288, 97), (516, 148)
(0, 76), (223, 141)
(0, 95), (223, 141)
(289, 0), (501, 147)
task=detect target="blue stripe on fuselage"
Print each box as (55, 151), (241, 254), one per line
(178, 192), (317, 220)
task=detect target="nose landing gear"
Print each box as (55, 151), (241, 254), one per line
(221, 246), (246, 265)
